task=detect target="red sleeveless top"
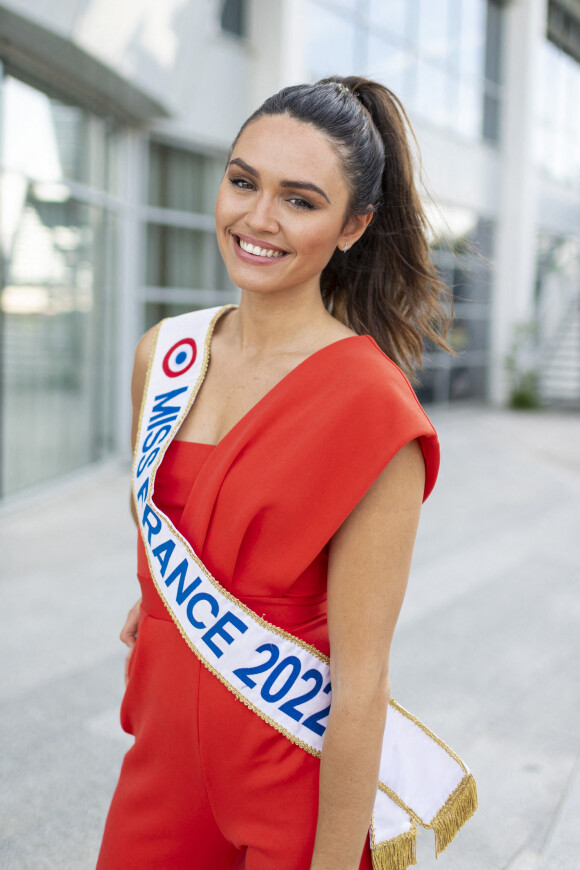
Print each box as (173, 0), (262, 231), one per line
(103, 333), (437, 870)
(136, 333), (439, 657)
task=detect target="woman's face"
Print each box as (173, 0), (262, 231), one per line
(215, 114), (363, 299)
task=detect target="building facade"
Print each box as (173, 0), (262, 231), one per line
(0, 0), (579, 498)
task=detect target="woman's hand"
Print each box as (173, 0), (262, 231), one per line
(121, 599), (141, 685)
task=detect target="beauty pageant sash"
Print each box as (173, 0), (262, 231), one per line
(133, 305), (477, 870)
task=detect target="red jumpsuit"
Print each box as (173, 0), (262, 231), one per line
(97, 335), (439, 869)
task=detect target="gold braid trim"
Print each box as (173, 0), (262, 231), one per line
(431, 772), (478, 856)
(371, 826), (417, 870)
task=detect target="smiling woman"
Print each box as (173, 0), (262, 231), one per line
(97, 76), (475, 870)
(213, 114), (371, 309)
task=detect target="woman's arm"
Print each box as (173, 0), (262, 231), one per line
(309, 440), (425, 870)
(121, 327), (158, 680)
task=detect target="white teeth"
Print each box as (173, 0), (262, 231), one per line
(238, 238), (284, 258)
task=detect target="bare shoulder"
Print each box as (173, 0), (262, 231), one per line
(338, 439), (425, 539)
(370, 438), (425, 508)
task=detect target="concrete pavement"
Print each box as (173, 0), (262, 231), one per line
(1, 406), (579, 869)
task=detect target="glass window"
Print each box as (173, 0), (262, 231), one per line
(551, 127), (568, 182)
(412, 0), (501, 141)
(482, 88), (500, 142)
(534, 124), (551, 174)
(405, 0), (422, 44)
(0, 74), (118, 497)
(458, 0), (486, 79)
(322, 0), (359, 10)
(220, 0), (247, 38)
(483, 0), (502, 84)
(148, 142), (223, 214)
(143, 140), (238, 333)
(145, 301), (197, 331)
(0, 191), (116, 494)
(415, 366), (452, 405)
(368, 0), (408, 40)
(550, 49), (567, 129)
(564, 55), (580, 136)
(306, 0), (503, 143)
(48, 101), (91, 184)
(452, 265), (490, 305)
(146, 225), (226, 290)
(416, 61), (449, 127)
(366, 37), (413, 104)
(2, 77), (80, 183)
(422, 210), (494, 403)
(104, 123), (122, 195)
(450, 316), (489, 352)
(417, 0), (450, 62)
(452, 77), (483, 139)
(449, 364), (487, 400)
(305, 3), (358, 80)
(428, 206), (493, 256)
(535, 38), (580, 185)
(0, 76), (120, 189)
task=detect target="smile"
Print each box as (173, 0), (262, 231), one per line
(235, 235), (288, 259)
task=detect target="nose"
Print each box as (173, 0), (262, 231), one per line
(245, 192), (279, 235)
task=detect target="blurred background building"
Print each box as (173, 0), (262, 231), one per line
(0, 0), (579, 499)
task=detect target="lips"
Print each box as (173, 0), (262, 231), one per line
(233, 233), (289, 261)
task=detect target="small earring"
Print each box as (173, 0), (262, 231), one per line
(342, 242), (349, 253)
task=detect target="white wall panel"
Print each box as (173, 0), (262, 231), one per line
(73, 0), (251, 143)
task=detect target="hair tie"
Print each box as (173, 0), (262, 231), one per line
(335, 82), (351, 97)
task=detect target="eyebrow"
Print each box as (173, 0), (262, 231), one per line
(228, 157), (331, 204)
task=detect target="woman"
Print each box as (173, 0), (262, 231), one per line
(97, 77), (469, 870)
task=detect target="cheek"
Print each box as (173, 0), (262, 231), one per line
(214, 186), (227, 227)
(296, 219), (342, 262)
(214, 183), (239, 233)
(214, 190), (233, 262)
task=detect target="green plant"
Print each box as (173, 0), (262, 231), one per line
(505, 322), (541, 409)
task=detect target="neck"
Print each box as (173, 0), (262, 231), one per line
(231, 285), (334, 355)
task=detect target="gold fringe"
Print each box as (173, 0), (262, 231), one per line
(371, 827), (417, 870)
(430, 772), (478, 856)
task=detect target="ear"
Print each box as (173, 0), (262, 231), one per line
(337, 210), (373, 252)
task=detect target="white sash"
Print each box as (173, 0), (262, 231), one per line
(133, 305), (477, 870)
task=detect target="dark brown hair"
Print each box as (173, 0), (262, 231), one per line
(233, 75), (452, 381)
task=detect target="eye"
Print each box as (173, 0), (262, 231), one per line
(229, 176), (254, 190)
(288, 197), (315, 211)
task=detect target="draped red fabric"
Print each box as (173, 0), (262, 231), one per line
(97, 334), (437, 870)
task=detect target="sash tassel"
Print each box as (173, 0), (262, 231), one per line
(371, 771), (477, 869)
(371, 827), (416, 870)
(431, 771), (478, 856)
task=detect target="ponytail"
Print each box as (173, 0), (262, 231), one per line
(234, 75), (452, 381)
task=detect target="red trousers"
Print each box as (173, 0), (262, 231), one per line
(97, 613), (374, 869)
